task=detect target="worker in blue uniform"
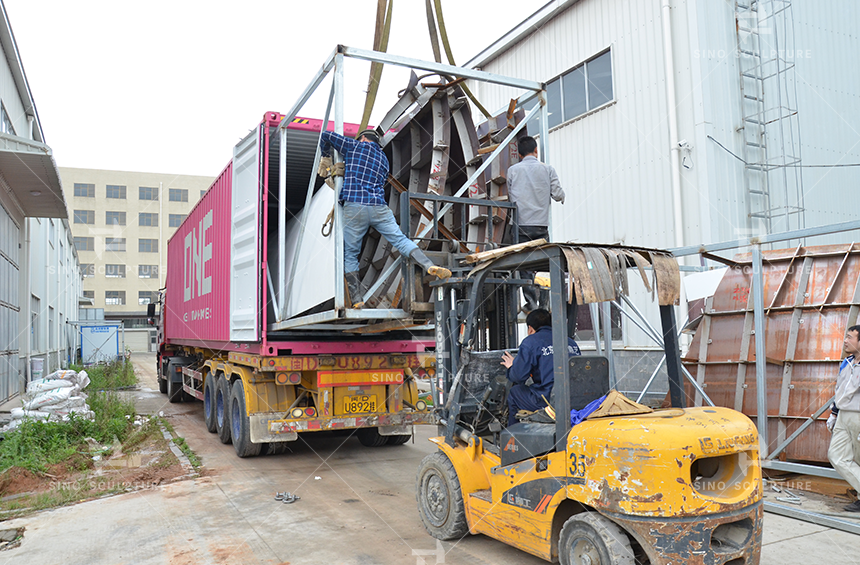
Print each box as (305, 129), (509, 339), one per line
(501, 309), (581, 426)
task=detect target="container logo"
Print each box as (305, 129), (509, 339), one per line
(184, 209), (213, 302)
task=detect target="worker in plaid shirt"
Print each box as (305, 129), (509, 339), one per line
(320, 129), (451, 308)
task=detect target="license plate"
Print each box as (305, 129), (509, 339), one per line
(344, 394), (377, 414)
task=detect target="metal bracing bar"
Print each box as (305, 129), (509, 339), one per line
(362, 258), (402, 304)
(764, 501), (860, 537)
(752, 244), (769, 457)
(760, 459), (845, 481)
(414, 102), (540, 242)
(766, 395), (835, 461)
(333, 52), (346, 310)
(669, 219), (860, 257)
(614, 297), (663, 346)
(602, 302), (616, 387)
(819, 242), (854, 312)
(636, 354), (666, 404)
(340, 46), (543, 91)
(282, 81), (336, 321)
(266, 261), (280, 318)
(616, 295), (716, 406)
(278, 48), (337, 130)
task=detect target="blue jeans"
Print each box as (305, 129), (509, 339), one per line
(342, 202), (418, 274)
(507, 384), (547, 426)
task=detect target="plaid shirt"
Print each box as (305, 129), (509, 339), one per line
(320, 131), (389, 206)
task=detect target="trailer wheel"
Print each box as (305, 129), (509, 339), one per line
(203, 373), (218, 433)
(166, 359), (185, 403)
(558, 513), (635, 565)
(230, 379), (261, 458)
(356, 427), (388, 447)
(386, 434), (411, 445)
(416, 452), (469, 540)
(215, 375), (232, 444)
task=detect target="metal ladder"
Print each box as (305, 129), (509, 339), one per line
(735, 0), (805, 236)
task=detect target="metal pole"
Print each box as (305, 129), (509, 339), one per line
(752, 244), (769, 457)
(660, 305), (685, 408)
(589, 303), (602, 355)
(601, 302), (615, 387)
(277, 127), (287, 320)
(333, 51), (345, 310)
(550, 253), (571, 444)
(283, 81), (336, 320)
(538, 90), (552, 241)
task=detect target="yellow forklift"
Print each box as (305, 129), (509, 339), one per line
(417, 243), (762, 565)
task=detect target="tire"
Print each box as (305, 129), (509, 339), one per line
(166, 359), (185, 403)
(203, 373), (218, 433)
(215, 375), (232, 444)
(158, 372), (168, 394)
(416, 452), (469, 540)
(386, 434), (411, 445)
(356, 427), (388, 447)
(230, 379), (261, 458)
(558, 513), (635, 565)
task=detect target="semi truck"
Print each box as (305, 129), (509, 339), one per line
(153, 112), (437, 457)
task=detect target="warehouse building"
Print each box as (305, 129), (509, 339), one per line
(0, 1), (81, 401)
(465, 0), (859, 390)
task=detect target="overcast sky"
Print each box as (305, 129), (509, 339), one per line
(4, 0), (534, 177)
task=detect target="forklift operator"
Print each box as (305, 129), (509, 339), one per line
(500, 309), (581, 426)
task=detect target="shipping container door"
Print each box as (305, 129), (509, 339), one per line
(230, 127), (262, 341)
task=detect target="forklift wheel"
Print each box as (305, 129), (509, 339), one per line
(558, 513), (634, 565)
(416, 452), (468, 540)
(356, 428), (388, 447)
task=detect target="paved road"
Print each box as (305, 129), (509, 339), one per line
(0, 353), (857, 564)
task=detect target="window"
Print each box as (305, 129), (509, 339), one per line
(139, 212), (158, 227)
(200, 190), (207, 198)
(1, 104), (15, 135)
(139, 238), (158, 253)
(168, 214), (187, 228)
(105, 291), (126, 306)
(139, 291), (156, 305)
(73, 210), (94, 224)
(82, 290), (94, 299)
(139, 265), (159, 278)
(105, 264), (126, 278)
(546, 49), (614, 128)
(81, 264), (95, 277)
(106, 185), (127, 199)
(105, 211), (126, 226)
(74, 237), (94, 251)
(139, 186), (158, 201)
(74, 183), (95, 198)
(169, 188), (188, 202)
(105, 237), (126, 252)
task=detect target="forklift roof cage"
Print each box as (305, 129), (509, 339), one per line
(433, 243), (683, 444)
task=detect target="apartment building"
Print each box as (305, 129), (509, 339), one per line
(61, 168), (215, 326)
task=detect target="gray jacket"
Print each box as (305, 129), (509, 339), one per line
(835, 355), (860, 412)
(507, 155), (565, 227)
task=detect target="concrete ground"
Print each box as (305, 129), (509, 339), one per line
(0, 352), (857, 564)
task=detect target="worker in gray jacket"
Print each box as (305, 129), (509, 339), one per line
(507, 136), (565, 312)
(827, 324), (860, 512)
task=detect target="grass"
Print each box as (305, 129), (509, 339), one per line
(0, 361), (138, 475)
(159, 419), (202, 470)
(70, 360), (137, 390)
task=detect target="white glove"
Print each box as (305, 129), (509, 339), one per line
(826, 414), (837, 432)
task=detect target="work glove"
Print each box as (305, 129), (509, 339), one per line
(317, 157), (344, 189)
(826, 413), (837, 432)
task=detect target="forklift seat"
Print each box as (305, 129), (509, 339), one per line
(500, 356), (610, 467)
